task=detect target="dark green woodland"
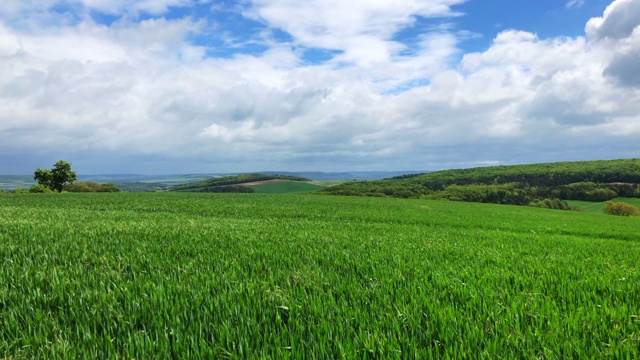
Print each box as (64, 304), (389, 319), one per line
(320, 159), (640, 209)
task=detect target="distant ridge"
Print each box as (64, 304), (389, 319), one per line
(76, 170), (425, 182)
(169, 174), (312, 193)
(0, 171), (428, 191)
(257, 171), (428, 181)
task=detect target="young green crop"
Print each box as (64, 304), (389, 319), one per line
(248, 181), (326, 193)
(1, 193), (639, 358)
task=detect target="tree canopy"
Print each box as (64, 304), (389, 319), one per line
(34, 160), (78, 192)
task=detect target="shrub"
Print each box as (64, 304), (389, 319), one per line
(65, 182), (94, 192)
(603, 201), (639, 217)
(98, 183), (121, 192)
(65, 182), (121, 192)
(29, 184), (54, 193)
(529, 198), (571, 210)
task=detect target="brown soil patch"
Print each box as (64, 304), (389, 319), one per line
(241, 179), (290, 186)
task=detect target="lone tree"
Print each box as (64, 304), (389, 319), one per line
(34, 160), (78, 192)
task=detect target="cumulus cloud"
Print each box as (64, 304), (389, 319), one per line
(244, 0), (464, 73)
(0, 23), (22, 56)
(586, 0), (640, 40)
(586, 0), (640, 89)
(604, 48), (640, 87)
(0, 0), (639, 174)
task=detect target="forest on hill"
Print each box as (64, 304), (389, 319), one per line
(320, 159), (640, 209)
(169, 173), (311, 193)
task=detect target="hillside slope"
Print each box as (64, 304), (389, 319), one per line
(320, 159), (640, 208)
(169, 173), (311, 193)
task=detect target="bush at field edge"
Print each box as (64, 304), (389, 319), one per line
(603, 201), (640, 217)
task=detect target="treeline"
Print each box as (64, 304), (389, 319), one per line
(320, 159), (640, 209)
(9, 182), (121, 193)
(64, 182), (120, 192)
(170, 173), (310, 193)
(388, 159), (640, 188)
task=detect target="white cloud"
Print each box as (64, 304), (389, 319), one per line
(586, 0), (640, 40)
(79, 0), (196, 15)
(566, 0), (585, 9)
(1, 0), (201, 17)
(603, 47), (640, 87)
(1, 0), (640, 174)
(0, 23), (22, 56)
(244, 0), (465, 69)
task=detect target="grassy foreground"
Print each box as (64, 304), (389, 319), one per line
(1, 193), (639, 358)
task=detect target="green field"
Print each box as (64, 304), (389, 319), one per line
(1, 193), (639, 358)
(568, 197), (640, 213)
(249, 181), (327, 193)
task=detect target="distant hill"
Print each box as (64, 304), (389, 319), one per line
(169, 174), (312, 193)
(320, 159), (640, 209)
(1, 171), (422, 192)
(103, 171), (428, 191)
(0, 175), (34, 191)
(257, 171), (427, 181)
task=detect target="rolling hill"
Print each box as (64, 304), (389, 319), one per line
(168, 173), (317, 193)
(320, 158), (640, 208)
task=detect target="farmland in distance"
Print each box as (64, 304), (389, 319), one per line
(1, 192), (639, 358)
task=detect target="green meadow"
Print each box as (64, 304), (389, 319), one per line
(1, 192), (639, 358)
(567, 197), (640, 213)
(248, 181), (327, 193)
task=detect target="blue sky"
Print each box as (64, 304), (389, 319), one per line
(461, 1), (610, 35)
(0, 0), (639, 174)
